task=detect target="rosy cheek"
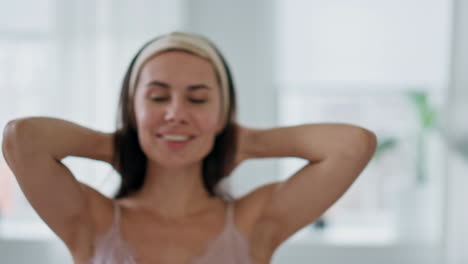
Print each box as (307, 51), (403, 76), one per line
(203, 114), (220, 133)
(143, 111), (161, 127)
(135, 106), (156, 129)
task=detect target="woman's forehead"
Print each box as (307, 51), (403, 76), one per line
(136, 51), (220, 91)
(140, 51), (218, 81)
(144, 50), (213, 71)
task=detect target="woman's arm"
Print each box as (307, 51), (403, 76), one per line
(241, 123), (376, 161)
(236, 123), (377, 258)
(2, 117), (114, 253)
(5, 117), (114, 162)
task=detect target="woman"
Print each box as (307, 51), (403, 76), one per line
(2, 32), (377, 264)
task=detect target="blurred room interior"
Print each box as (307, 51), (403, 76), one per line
(0, 0), (467, 263)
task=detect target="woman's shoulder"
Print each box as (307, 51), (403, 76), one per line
(70, 184), (115, 263)
(79, 183), (115, 232)
(231, 182), (282, 241)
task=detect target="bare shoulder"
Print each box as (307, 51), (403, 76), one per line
(232, 182), (283, 260)
(233, 182), (281, 235)
(71, 184), (115, 262)
(79, 183), (115, 233)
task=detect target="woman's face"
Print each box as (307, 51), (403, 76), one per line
(133, 50), (222, 167)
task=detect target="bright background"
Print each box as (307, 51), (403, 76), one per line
(0, 0), (467, 263)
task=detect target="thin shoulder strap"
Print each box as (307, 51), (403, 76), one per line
(224, 201), (234, 228)
(111, 200), (121, 231)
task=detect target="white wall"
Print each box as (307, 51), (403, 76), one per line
(276, 0), (452, 91)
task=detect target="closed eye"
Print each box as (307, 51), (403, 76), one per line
(151, 97), (168, 102)
(150, 97), (206, 104)
(190, 99), (206, 104)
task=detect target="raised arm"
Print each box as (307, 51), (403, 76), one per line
(1, 117), (114, 253)
(237, 123), (377, 260)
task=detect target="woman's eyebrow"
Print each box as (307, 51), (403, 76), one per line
(147, 80), (170, 88)
(146, 80), (211, 91)
(188, 84), (211, 91)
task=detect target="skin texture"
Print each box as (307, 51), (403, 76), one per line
(125, 50), (226, 220)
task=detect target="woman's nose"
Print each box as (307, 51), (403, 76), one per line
(164, 99), (188, 124)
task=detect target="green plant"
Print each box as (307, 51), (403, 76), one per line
(373, 137), (398, 160)
(407, 91), (439, 186)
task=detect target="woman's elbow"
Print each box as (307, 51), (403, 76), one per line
(2, 118), (32, 156)
(354, 127), (378, 157)
(341, 126), (377, 158)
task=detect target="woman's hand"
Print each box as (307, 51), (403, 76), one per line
(234, 123), (249, 164)
(224, 123), (256, 175)
(103, 132), (122, 174)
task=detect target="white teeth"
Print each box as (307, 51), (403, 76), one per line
(162, 134), (191, 142)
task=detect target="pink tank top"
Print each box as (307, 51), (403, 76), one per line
(88, 199), (255, 264)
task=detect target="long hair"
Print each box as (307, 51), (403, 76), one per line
(111, 34), (238, 200)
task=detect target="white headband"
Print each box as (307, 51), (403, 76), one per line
(129, 32), (230, 130)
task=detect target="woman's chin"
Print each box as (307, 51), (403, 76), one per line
(150, 158), (202, 169)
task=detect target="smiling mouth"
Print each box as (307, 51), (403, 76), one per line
(156, 134), (195, 149)
(156, 134), (196, 143)
(161, 134), (191, 141)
